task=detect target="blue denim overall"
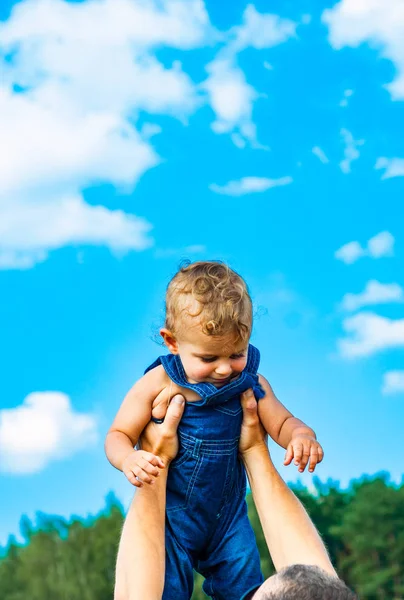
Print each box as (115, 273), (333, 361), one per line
(144, 344), (265, 600)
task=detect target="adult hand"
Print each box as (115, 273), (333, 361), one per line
(139, 394), (185, 465)
(239, 388), (268, 457)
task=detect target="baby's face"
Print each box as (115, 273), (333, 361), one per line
(175, 327), (249, 387)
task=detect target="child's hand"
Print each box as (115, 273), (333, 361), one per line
(284, 435), (324, 473)
(122, 449), (164, 488)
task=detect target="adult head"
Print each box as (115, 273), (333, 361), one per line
(250, 564), (357, 599)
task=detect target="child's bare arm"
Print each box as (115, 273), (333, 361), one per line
(257, 374), (324, 473)
(104, 365), (168, 486)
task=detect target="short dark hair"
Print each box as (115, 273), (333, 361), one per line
(266, 565), (357, 600)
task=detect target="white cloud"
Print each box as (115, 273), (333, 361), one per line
(382, 371), (404, 395)
(0, 0), (211, 269)
(335, 231), (395, 264)
(368, 231), (395, 257)
(341, 280), (404, 312)
(204, 5), (296, 148)
(0, 392), (98, 474)
(338, 312), (404, 358)
(0, 195), (153, 270)
(340, 88), (354, 107)
(229, 4), (296, 53)
(375, 157), (404, 179)
(210, 176), (292, 196)
(312, 146), (329, 164)
(323, 0), (404, 100)
(335, 240), (366, 264)
(339, 128), (364, 174)
(204, 57), (258, 142)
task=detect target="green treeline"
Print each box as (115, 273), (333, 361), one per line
(1, 474), (403, 599)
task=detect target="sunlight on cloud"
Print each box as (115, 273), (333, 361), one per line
(375, 157), (404, 179)
(0, 392), (98, 474)
(382, 371), (404, 395)
(209, 176), (292, 196)
(338, 312), (404, 358)
(324, 0), (404, 99)
(341, 280), (404, 312)
(335, 231), (395, 264)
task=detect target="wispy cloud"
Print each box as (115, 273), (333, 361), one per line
(229, 5), (296, 53)
(210, 176), (292, 196)
(341, 280), (404, 312)
(375, 157), (404, 179)
(204, 5), (297, 148)
(382, 371), (404, 395)
(339, 128), (364, 174)
(0, 392), (98, 474)
(338, 312), (404, 358)
(340, 88), (354, 107)
(335, 231), (395, 264)
(312, 146), (329, 164)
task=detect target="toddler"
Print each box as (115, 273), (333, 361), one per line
(105, 261), (323, 600)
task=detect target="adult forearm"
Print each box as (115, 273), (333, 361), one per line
(116, 468), (168, 600)
(242, 446), (336, 576)
(105, 430), (135, 471)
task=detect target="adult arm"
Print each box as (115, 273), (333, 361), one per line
(114, 394), (185, 600)
(239, 389), (336, 576)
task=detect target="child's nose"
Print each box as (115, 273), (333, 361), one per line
(215, 362), (232, 376)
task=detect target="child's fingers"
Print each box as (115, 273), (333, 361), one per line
(139, 455), (161, 477)
(124, 470), (143, 488)
(298, 445), (311, 472)
(308, 447), (319, 473)
(284, 443), (294, 465)
(133, 465), (155, 484)
(317, 446), (324, 463)
(142, 452), (164, 469)
(293, 443), (303, 465)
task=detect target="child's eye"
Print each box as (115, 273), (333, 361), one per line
(200, 357), (217, 363)
(231, 353), (245, 359)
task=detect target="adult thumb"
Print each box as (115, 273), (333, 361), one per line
(164, 394), (185, 431)
(240, 389), (258, 421)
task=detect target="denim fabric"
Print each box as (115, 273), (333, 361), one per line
(144, 344), (264, 600)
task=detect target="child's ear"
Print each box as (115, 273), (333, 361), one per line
(160, 328), (179, 354)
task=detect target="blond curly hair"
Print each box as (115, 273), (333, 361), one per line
(165, 261), (252, 344)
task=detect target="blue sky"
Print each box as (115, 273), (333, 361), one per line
(1, 0), (404, 549)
